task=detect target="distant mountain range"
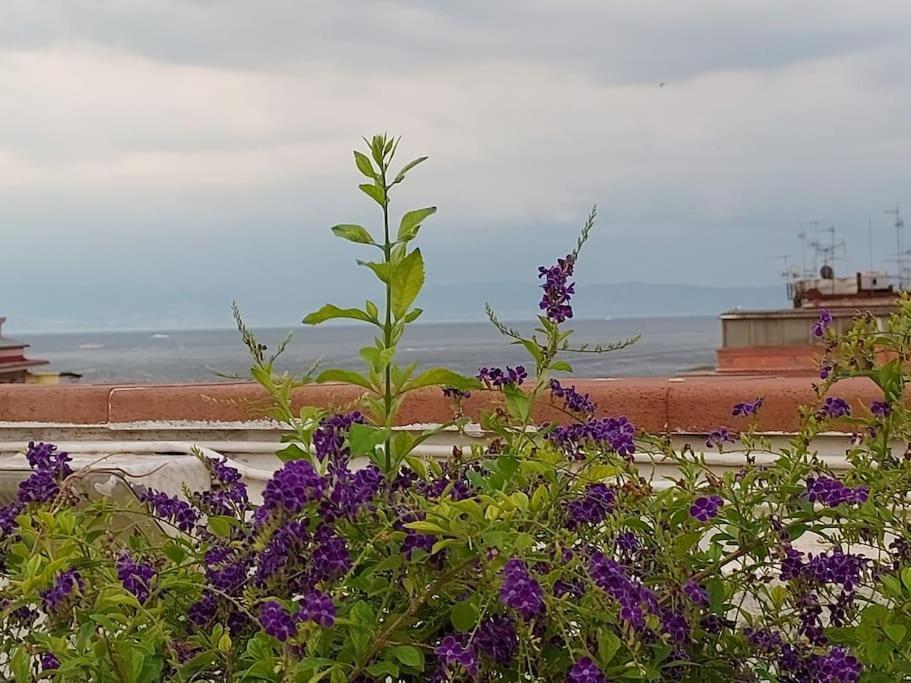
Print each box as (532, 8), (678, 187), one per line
(422, 281), (785, 321)
(6, 281), (784, 333)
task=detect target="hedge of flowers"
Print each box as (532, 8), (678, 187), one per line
(2, 136), (911, 681)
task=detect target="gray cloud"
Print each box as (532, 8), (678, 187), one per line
(0, 1), (909, 330)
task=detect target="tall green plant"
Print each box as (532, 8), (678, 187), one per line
(302, 134), (477, 473)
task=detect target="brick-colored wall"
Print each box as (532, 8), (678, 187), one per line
(0, 376), (885, 433)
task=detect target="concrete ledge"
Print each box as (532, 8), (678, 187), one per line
(0, 376), (886, 433)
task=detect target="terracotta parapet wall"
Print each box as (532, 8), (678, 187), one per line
(0, 376), (887, 434)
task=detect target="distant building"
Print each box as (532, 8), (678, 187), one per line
(0, 316), (50, 383)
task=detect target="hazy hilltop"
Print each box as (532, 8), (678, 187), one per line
(5, 280), (783, 332)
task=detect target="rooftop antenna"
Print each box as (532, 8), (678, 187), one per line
(885, 205), (904, 288)
(807, 220), (822, 275)
(797, 226), (809, 278)
(868, 218), (873, 272)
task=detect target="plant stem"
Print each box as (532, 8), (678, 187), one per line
(382, 163), (393, 472)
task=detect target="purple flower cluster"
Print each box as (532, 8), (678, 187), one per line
(871, 400), (891, 417)
(813, 309), (833, 337)
(16, 442), (74, 505)
(299, 590), (335, 627)
(434, 634), (478, 678)
(565, 483), (615, 528)
(818, 396), (851, 419)
(566, 657), (607, 683)
(689, 495), (724, 522)
(311, 526), (351, 581)
(805, 476), (868, 507)
(538, 254), (576, 323)
(550, 379), (595, 415)
(262, 459), (326, 514)
(500, 558), (544, 619)
(548, 416), (635, 459)
(188, 592), (218, 626)
(442, 386), (471, 400)
(819, 361), (833, 380)
(255, 520), (309, 584)
(781, 548), (867, 590)
(324, 464), (384, 520)
(705, 426), (735, 449)
(193, 457), (249, 517)
(683, 579), (708, 607)
(140, 490), (199, 532)
(313, 411), (365, 464)
(41, 568), (81, 615)
(588, 552), (658, 630)
(40, 652), (60, 671)
(732, 398), (763, 417)
(816, 647), (862, 682)
(259, 600), (298, 641)
(477, 365), (527, 388)
(116, 553), (156, 604)
(473, 614), (517, 664)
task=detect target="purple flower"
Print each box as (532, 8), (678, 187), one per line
(311, 526), (350, 580)
(40, 652), (60, 671)
(140, 489), (199, 533)
(499, 558), (544, 620)
(550, 379), (596, 415)
(313, 411), (365, 465)
(41, 568), (81, 615)
(442, 386), (471, 400)
(818, 396), (851, 419)
(548, 416), (635, 459)
(262, 460), (326, 514)
(683, 579), (708, 607)
(473, 614), (518, 664)
(299, 590), (335, 628)
(566, 657), (607, 683)
(689, 495), (723, 522)
(615, 531), (639, 554)
(538, 254), (576, 323)
(259, 600), (297, 641)
(813, 309), (833, 337)
(401, 529), (436, 559)
(819, 361), (833, 380)
(817, 647), (862, 683)
(117, 553), (156, 604)
(434, 635), (478, 678)
(565, 483), (615, 528)
(732, 398), (763, 417)
(871, 400), (891, 417)
(705, 426), (735, 449)
(588, 552), (657, 630)
(326, 463), (384, 520)
(477, 366), (527, 388)
(188, 592), (218, 626)
(805, 476), (868, 507)
(0, 502), (22, 538)
(255, 520), (309, 584)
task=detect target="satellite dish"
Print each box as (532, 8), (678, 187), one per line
(820, 264), (834, 279)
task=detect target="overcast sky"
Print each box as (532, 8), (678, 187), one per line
(2, 1), (910, 331)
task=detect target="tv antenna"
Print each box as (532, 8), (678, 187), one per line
(886, 205), (904, 288)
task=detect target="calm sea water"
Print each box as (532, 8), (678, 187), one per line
(24, 317), (719, 383)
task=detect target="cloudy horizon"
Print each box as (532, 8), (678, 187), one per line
(1, 1), (909, 332)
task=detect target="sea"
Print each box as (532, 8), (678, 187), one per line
(24, 316), (719, 384)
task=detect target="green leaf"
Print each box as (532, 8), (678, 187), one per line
(598, 629), (622, 665)
(354, 151), (377, 179)
(502, 384), (531, 422)
(359, 182), (386, 206)
(397, 206), (436, 241)
(208, 515), (237, 538)
(885, 623), (907, 644)
(331, 224), (375, 245)
(303, 304), (376, 326)
(357, 260), (393, 283)
(391, 645), (424, 670)
(406, 368), (480, 392)
(315, 368), (374, 391)
(11, 646), (30, 682)
(391, 249), (425, 319)
(403, 520), (446, 534)
(392, 156), (428, 185)
(451, 599), (479, 632)
(404, 308), (424, 323)
(276, 443), (310, 463)
(348, 423), (388, 456)
(366, 661), (400, 677)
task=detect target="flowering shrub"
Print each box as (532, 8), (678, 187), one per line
(2, 136), (911, 681)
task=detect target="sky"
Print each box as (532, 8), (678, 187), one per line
(1, 0), (910, 331)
